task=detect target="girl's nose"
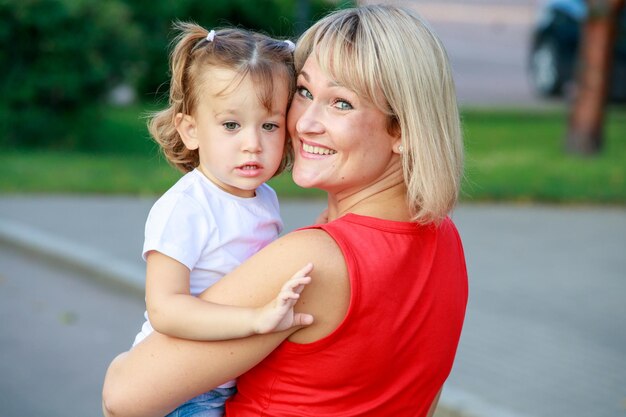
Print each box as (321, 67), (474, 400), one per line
(243, 130), (262, 153)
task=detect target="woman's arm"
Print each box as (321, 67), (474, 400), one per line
(145, 252), (313, 340)
(102, 228), (349, 417)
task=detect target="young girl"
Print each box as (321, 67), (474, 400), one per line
(125, 23), (313, 417)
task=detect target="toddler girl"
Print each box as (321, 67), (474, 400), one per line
(127, 23), (312, 417)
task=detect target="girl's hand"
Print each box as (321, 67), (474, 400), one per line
(253, 263), (314, 334)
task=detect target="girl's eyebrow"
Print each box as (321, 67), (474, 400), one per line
(215, 109), (285, 119)
(214, 109), (238, 117)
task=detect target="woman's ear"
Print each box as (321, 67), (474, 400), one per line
(392, 139), (404, 155)
(175, 113), (199, 150)
(388, 116), (402, 154)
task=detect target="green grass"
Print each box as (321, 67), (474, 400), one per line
(1, 105), (624, 204)
(461, 108), (626, 204)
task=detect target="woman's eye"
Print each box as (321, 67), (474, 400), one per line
(334, 100), (353, 110)
(262, 123), (278, 132)
(223, 122), (240, 131)
(297, 86), (313, 100)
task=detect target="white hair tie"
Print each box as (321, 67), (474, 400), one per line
(284, 40), (295, 52)
(206, 30), (216, 42)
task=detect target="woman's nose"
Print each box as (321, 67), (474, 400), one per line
(294, 103), (325, 136)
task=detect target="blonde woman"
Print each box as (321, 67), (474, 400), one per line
(103, 5), (468, 417)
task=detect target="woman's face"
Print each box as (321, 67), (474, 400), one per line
(288, 56), (400, 196)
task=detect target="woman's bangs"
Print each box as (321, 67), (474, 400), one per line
(313, 22), (387, 112)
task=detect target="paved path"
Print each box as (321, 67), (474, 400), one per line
(1, 196), (625, 417)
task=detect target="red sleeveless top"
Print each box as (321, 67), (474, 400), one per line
(226, 213), (468, 416)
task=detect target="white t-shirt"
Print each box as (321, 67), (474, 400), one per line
(132, 168), (283, 348)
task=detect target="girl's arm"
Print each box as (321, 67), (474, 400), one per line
(102, 229), (349, 417)
(145, 251), (313, 341)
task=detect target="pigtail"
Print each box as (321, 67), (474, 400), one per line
(148, 22), (208, 173)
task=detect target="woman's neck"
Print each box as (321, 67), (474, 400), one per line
(326, 168), (411, 222)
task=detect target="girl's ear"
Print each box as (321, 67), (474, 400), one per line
(175, 113), (199, 150)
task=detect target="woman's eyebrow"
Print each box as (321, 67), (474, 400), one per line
(299, 71), (310, 82)
(299, 70), (340, 88)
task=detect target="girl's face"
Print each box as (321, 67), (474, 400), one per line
(288, 56), (400, 196)
(178, 68), (289, 197)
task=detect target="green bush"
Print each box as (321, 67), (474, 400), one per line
(0, 0), (353, 151)
(0, 0), (143, 149)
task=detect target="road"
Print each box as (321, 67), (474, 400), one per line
(361, 0), (563, 107)
(1, 197), (625, 417)
(0, 243), (144, 417)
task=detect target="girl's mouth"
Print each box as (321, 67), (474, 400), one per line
(240, 164), (261, 170)
(236, 162), (264, 177)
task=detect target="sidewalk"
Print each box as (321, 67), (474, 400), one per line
(1, 195), (625, 417)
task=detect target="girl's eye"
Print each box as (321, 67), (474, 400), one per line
(296, 86), (313, 100)
(223, 122), (240, 131)
(333, 99), (353, 110)
(262, 123), (278, 132)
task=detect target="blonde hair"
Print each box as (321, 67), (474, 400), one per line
(149, 22), (296, 173)
(295, 5), (463, 224)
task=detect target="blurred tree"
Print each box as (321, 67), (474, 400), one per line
(566, 0), (625, 155)
(0, 0), (143, 149)
(127, 0), (351, 98)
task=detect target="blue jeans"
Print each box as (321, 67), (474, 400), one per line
(165, 387), (237, 417)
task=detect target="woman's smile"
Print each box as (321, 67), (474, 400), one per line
(300, 140), (337, 157)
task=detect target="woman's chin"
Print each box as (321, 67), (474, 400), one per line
(291, 170), (321, 190)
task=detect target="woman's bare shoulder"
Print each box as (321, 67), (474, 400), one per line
(273, 228), (351, 343)
(203, 227), (346, 304)
(273, 227), (343, 260)
(202, 227), (350, 342)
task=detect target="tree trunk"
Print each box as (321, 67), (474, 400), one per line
(565, 0), (625, 155)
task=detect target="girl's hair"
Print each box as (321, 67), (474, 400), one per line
(295, 5), (464, 224)
(149, 22), (296, 174)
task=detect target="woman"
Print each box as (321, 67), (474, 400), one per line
(102, 5), (468, 417)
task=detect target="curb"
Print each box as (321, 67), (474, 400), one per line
(0, 219), (144, 297)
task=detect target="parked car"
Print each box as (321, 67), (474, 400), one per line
(528, 0), (626, 101)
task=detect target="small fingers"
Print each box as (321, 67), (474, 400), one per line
(281, 275), (311, 293)
(276, 263), (314, 306)
(293, 313), (314, 326)
(278, 290), (300, 303)
(293, 262), (314, 278)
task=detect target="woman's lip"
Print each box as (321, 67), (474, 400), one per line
(299, 139), (337, 157)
